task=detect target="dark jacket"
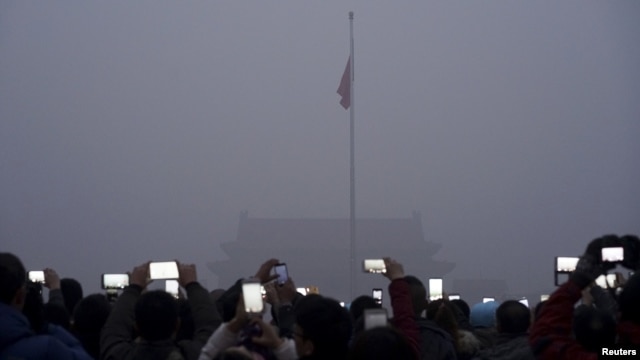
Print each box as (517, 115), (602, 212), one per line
(531, 279), (640, 359)
(389, 278), (421, 360)
(100, 282), (221, 360)
(415, 318), (457, 360)
(0, 302), (92, 360)
(474, 333), (534, 360)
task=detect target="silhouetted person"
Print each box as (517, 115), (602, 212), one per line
(101, 261), (221, 360)
(0, 252), (91, 359)
(475, 300), (534, 360)
(72, 293), (112, 358)
(405, 275), (456, 360)
(349, 326), (415, 360)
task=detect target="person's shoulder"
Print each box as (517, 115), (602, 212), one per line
(1, 334), (67, 358)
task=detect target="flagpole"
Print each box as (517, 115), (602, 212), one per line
(348, 11), (356, 303)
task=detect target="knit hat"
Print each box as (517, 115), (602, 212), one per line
(470, 301), (500, 328)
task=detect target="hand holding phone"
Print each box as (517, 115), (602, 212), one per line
(129, 262), (151, 288)
(149, 261), (179, 280)
(102, 274), (129, 290)
(363, 259), (386, 274)
(601, 247), (624, 263)
(372, 288), (383, 306)
(429, 278), (443, 301)
(382, 258), (405, 280)
(555, 257), (579, 273)
(177, 263), (197, 287)
(28, 270), (45, 284)
(242, 279), (264, 315)
(43, 268), (61, 289)
(274, 263), (289, 286)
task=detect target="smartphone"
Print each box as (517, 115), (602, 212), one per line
(482, 297), (495, 303)
(165, 280), (180, 299)
(149, 261), (179, 280)
(519, 298), (529, 308)
(448, 293), (461, 300)
(242, 279), (264, 314)
(364, 308), (388, 330)
(601, 247), (624, 263)
(296, 287), (308, 296)
(363, 259), (386, 274)
(428, 278), (443, 301)
(595, 274), (617, 288)
(372, 288), (383, 306)
(555, 257), (579, 273)
(28, 270), (45, 284)
(101, 273), (129, 290)
(274, 263), (289, 286)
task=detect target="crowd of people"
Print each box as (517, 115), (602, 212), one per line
(1, 234), (639, 359)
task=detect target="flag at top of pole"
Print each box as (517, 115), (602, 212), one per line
(337, 57), (351, 109)
(337, 11), (354, 110)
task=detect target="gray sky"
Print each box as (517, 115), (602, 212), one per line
(2, 1), (640, 300)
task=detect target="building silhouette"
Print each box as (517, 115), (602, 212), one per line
(208, 211), (455, 303)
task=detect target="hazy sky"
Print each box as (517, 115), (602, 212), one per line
(2, 1), (640, 300)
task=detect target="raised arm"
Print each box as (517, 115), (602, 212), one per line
(100, 262), (149, 360)
(383, 257), (420, 360)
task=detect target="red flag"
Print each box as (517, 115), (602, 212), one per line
(337, 57), (350, 109)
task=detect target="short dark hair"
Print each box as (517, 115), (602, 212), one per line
(294, 294), (352, 359)
(60, 278), (83, 315)
(134, 290), (179, 341)
(495, 300), (530, 334)
(349, 326), (415, 360)
(73, 294), (112, 358)
(349, 295), (380, 322)
(0, 253), (26, 304)
(404, 275), (426, 316)
(451, 299), (470, 319)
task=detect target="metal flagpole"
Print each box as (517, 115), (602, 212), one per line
(348, 11), (356, 303)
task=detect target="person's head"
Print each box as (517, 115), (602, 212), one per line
(349, 295), (380, 323)
(470, 301), (500, 329)
(60, 278), (83, 315)
(404, 275), (427, 317)
(0, 252), (27, 310)
(451, 299), (470, 320)
(134, 290), (180, 341)
(293, 294), (352, 359)
(217, 282), (242, 322)
(72, 294), (112, 358)
(573, 306), (616, 352)
(44, 302), (70, 329)
(425, 299), (459, 350)
(22, 281), (46, 332)
(618, 272), (640, 325)
(495, 300), (530, 334)
(349, 326), (415, 360)
(176, 298), (195, 342)
(533, 300), (546, 322)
